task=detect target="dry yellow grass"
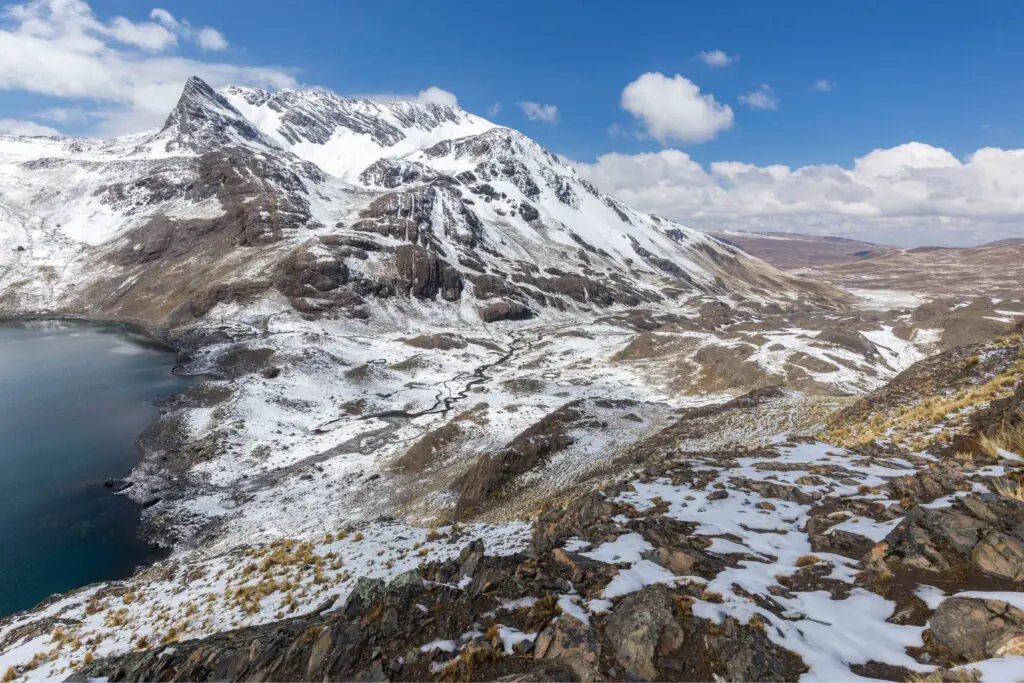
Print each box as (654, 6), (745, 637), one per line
(993, 477), (1024, 502)
(979, 414), (1024, 459)
(795, 554), (820, 567)
(825, 343), (1024, 450)
(907, 667), (981, 683)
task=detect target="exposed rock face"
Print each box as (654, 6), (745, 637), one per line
(604, 585), (685, 681)
(865, 493), (1024, 583)
(352, 182), (483, 249)
(479, 301), (535, 323)
(392, 245), (463, 301)
(533, 615), (601, 680)
(929, 597), (1024, 661)
(274, 245), (349, 298)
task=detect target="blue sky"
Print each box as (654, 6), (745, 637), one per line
(2, 0), (1024, 245)
(64, 0), (1024, 166)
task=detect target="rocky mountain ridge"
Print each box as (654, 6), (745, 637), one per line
(1, 76), (835, 331)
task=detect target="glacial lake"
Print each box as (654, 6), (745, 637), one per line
(0, 322), (189, 618)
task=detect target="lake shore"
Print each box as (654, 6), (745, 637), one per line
(0, 321), (191, 617)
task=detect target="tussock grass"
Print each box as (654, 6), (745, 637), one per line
(907, 668), (981, 683)
(825, 341), (1024, 450)
(978, 414), (1024, 459)
(795, 554), (820, 567)
(993, 477), (1024, 502)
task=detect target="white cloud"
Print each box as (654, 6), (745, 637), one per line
(518, 101), (558, 123)
(0, 0), (291, 135)
(573, 142), (1024, 246)
(196, 26), (227, 51)
(358, 87), (460, 108)
(34, 106), (92, 123)
(0, 118), (61, 136)
(107, 16), (176, 51)
(620, 72), (733, 144)
(487, 102), (501, 117)
(809, 79), (835, 92)
(698, 49), (738, 68)
(416, 86), (458, 107)
(148, 7), (226, 51)
(738, 84), (778, 110)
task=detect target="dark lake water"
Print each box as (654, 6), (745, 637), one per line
(0, 322), (189, 618)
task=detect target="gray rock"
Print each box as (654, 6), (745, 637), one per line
(929, 597), (1024, 661)
(604, 585), (684, 681)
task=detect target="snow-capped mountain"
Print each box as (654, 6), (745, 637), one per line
(0, 76), (834, 328)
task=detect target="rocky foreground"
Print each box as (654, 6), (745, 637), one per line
(66, 439), (1024, 682)
(1, 329), (1022, 682)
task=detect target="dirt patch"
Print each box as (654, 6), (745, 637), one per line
(455, 401), (585, 518)
(402, 333), (467, 351)
(392, 422), (466, 473)
(218, 346), (276, 379)
(501, 378), (546, 395)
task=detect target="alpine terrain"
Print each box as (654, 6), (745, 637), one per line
(1, 77), (1023, 682)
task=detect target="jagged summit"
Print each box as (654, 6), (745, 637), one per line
(157, 76), (278, 153)
(222, 82), (495, 180)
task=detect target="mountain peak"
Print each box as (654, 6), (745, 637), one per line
(158, 76), (274, 153)
(221, 85), (493, 177)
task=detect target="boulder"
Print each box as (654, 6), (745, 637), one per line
(534, 614), (601, 680)
(866, 493), (1024, 582)
(929, 597), (1024, 661)
(604, 585), (685, 681)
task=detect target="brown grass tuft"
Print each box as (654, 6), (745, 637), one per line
(978, 414), (1024, 459)
(993, 477), (1024, 501)
(795, 554), (820, 567)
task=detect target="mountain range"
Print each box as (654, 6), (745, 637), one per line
(1, 77), (832, 330)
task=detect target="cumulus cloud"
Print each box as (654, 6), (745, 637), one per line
(358, 87), (460, 108)
(148, 8), (227, 51)
(0, 0), (294, 135)
(196, 26), (228, 51)
(574, 142), (1024, 246)
(809, 79), (835, 92)
(415, 86), (458, 107)
(698, 49), (738, 68)
(518, 101), (558, 123)
(738, 84), (779, 110)
(620, 72), (733, 144)
(0, 118), (61, 136)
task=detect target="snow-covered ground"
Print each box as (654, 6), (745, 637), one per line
(5, 438), (1022, 681)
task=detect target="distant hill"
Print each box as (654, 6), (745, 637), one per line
(708, 230), (895, 268)
(981, 237), (1024, 248)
